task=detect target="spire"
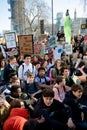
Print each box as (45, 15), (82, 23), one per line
(74, 8), (77, 20)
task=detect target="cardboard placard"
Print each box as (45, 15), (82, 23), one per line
(18, 35), (34, 55)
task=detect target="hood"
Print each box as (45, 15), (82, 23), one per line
(9, 108), (29, 119)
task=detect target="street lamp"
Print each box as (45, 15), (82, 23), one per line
(51, 0), (54, 35)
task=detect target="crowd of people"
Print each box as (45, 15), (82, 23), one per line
(0, 34), (87, 130)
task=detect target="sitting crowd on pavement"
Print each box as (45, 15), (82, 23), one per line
(1, 34), (87, 130)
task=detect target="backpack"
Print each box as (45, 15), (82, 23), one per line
(22, 64), (34, 76)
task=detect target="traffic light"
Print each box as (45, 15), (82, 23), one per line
(40, 20), (44, 34)
(81, 19), (87, 29)
(81, 24), (86, 29)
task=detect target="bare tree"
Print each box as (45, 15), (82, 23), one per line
(11, 0), (51, 35)
(24, 0), (50, 34)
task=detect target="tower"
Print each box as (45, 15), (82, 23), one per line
(74, 8), (77, 21)
(7, 0), (25, 34)
(84, 0), (87, 12)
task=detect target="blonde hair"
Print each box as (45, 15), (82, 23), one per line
(0, 105), (10, 125)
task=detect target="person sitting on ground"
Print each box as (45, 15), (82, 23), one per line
(2, 77), (20, 96)
(23, 119), (40, 130)
(63, 84), (87, 130)
(25, 72), (42, 102)
(35, 67), (52, 89)
(5, 85), (28, 103)
(60, 67), (74, 87)
(0, 95), (10, 129)
(73, 60), (87, 83)
(33, 88), (75, 130)
(34, 61), (40, 77)
(3, 107), (29, 130)
(53, 76), (71, 102)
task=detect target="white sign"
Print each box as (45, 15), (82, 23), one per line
(65, 44), (72, 55)
(54, 45), (63, 60)
(5, 32), (16, 49)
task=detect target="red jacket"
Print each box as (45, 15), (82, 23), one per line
(3, 108), (29, 130)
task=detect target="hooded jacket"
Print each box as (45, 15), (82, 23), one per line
(3, 108), (29, 130)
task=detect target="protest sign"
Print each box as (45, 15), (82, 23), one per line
(64, 44), (72, 55)
(5, 32), (16, 49)
(54, 45), (63, 60)
(18, 35), (33, 55)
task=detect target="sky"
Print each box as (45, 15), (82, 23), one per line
(45, 0), (85, 18)
(0, 0), (86, 34)
(0, 0), (11, 34)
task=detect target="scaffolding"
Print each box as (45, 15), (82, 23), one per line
(7, 0), (25, 34)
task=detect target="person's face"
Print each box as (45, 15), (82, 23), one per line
(27, 76), (34, 83)
(39, 70), (45, 77)
(33, 56), (38, 62)
(11, 58), (17, 65)
(43, 61), (48, 67)
(1, 60), (5, 67)
(25, 57), (31, 64)
(63, 69), (69, 77)
(35, 64), (40, 70)
(73, 53), (78, 58)
(77, 36), (81, 41)
(56, 60), (61, 68)
(72, 90), (83, 99)
(43, 96), (54, 106)
(12, 88), (22, 98)
(44, 55), (49, 60)
(14, 79), (20, 86)
(20, 101), (25, 108)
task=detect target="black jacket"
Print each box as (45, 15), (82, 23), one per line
(4, 64), (17, 83)
(33, 97), (72, 123)
(63, 91), (83, 122)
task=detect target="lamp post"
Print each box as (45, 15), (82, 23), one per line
(51, 0), (54, 35)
